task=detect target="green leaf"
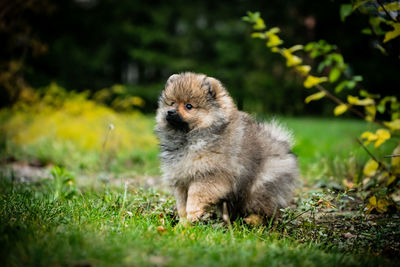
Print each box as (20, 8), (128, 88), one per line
(347, 80), (356, 89)
(310, 50), (321, 58)
(335, 80), (349, 93)
(361, 28), (372, 35)
(329, 67), (341, 83)
(330, 53), (344, 65)
(360, 90), (379, 99)
(375, 43), (388, 55)
(251, 32), (265, 39)
(340, 4), (353, 21)
(304, 42), (315, 51)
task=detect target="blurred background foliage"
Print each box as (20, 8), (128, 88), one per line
(0, 0), (398, 176)
(0, 83), (159, 173)
(1, 0), (399, 115)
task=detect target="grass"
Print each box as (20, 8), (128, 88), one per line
(1, 88), (399, 266)
(0, 175), (392, 267)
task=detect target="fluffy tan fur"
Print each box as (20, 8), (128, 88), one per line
(155, 72), (298, 223)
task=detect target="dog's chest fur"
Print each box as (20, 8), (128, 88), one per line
(159, 130), (233, 185)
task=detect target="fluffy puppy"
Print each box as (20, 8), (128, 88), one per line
(155, 72), (298, 223)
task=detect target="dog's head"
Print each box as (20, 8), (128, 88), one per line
(156, 72), (236, 133)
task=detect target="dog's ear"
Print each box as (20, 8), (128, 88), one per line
(165, 74), (180, 88)
(201, 76), (218, 99)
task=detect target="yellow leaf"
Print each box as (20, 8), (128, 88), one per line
(392, 145), (400, 171)
(384, 119), (400, 131)
(361, 131), (376, 141)
(378, 2), (400, 12)
(334, 104), (348, 116)
(266, 34), (283, 47)
(376, 199), (389, 213)
(365, 203), (375, 214)
(369, 195), (377, 206)
(132, 96), (141, 105)
(281, 49), (302, 67)
(383, 22), (400, 43)
(296, 65), (311, 76)
(363, 159), (379, 176)
(374, 129), (391, 148)
(361, 131), (376, 145)
(254, 17), (266, 30)
(288, 45), (304, 52)
(365, 105), (376, 117)
(392, 146), (400, 162)
(303, 75), (328, 88)
(251, 32), (265, 39)
(387, 175), (397, 186)
(270, 47), (280, 53)
(265, 27), (280, 36)
(365, 115), (373, 122)
(305, 92), (326, 103)
(347, 95), (374, 106)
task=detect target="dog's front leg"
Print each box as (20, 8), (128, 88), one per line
(173, 186), (188, 220)
(186, 178), (231, 223)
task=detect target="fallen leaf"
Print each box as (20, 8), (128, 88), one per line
(344, 232), (356, 238)
(156, 226), (167, 233)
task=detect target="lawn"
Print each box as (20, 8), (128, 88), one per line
(1, 103), (399, 266)
(0, 173), (392, 267)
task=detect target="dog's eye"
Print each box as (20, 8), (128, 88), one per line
(170, 101), (175, 106)
(185, 104), (193, 110)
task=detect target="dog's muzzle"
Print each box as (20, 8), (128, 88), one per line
(166, 110), (189, 131)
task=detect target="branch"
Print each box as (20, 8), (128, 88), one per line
(356, 138), (391, 173)
(314, 84), (386, 128)
(384, 154), (400, 158)
(376, 0), (400, 23)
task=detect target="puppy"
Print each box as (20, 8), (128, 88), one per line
(155, 72), (298, 223)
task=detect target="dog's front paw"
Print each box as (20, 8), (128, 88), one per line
(186, 209), (204, 223)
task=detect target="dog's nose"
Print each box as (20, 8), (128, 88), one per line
(167, 109), (176, 116)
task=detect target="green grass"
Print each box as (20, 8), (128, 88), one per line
(0, 176), (390, 267)
(1, 102), (399, 266)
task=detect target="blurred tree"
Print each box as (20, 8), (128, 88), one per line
(0, 0), (55, 106)
(1, 0), (399, 115)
